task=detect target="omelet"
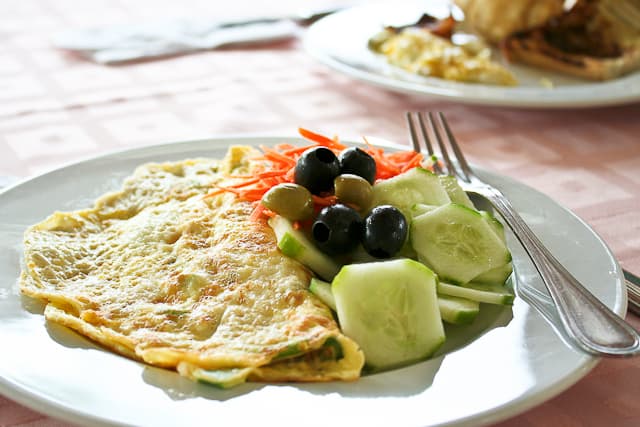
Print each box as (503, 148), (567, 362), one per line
(20, 146), (364, 388)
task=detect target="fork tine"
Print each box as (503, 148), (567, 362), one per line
(436, 112), (472, 182)
(406, 112), (442, 174)
(405, 112), (421, 153)
(416, 112), (443, 174)
(416, 113), (435, 156)
(426, 112), (456, 178)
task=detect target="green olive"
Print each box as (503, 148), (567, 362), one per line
(334, 174), (373, 212)
(261, 183), (314, 220)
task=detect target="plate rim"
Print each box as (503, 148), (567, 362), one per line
(0, 135), (624, 427)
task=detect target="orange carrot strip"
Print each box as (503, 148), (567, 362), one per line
(274, 143), (297, 151)
(328, 135), (347, 151)
(262, 208), (277, 218)
(362, 136), (374, 149)
(226, 177), (262, 188)
(284, 167), (296, 181)
(240, 190), (267, 201)
(387, 152), (415, 164)
(282, 144), (317, 157)
(312, 195), (338, 206)
(203, 188), (226, 198)
(299, 127), (335, 146)
(256, 170), (290, 179)
(249, 203), (265, 221)
(400, 152), (424, 173)
(261, 149), (296, 168)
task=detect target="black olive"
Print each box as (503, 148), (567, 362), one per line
(362, 205), (408, 258)
(338, 147), (377, 184)
(312, 204), (363, 255)
(294, 147), (341, 195)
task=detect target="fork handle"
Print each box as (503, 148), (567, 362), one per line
(483, 187), (640, 357)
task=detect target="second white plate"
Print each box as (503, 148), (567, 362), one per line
(304, 0), (640, 108)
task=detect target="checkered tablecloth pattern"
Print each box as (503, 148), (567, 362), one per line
(1, 1), (640, 426)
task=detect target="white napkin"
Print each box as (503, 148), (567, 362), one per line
(53, 18), (299, 64)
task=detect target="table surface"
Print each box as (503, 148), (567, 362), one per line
(2, 1), (640, 426)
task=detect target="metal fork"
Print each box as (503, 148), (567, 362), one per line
(406, 111), (640, 358)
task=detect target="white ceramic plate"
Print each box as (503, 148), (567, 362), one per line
(304, 0), (640, 108)
(0, 137), (626, 427)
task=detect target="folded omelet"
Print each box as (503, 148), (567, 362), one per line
(20, 146), (364, 388)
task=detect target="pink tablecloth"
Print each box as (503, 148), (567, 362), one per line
(1, 1), (640, 426)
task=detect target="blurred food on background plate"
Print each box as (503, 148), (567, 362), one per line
(503, 0), (640, 80)
(368, 0), (640, 85)
(455, 0), (564, 44)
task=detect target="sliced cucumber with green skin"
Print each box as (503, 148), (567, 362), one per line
(309, 277), (336, 311)
(438, 295), (479, 325)
(409, 203), (437, 218)
(473, 262), (513, 285)
(411, 203), (511, 285)
(480, 210), (506, 242)
(332, 259), (445, 369)
(474, 211), (512, 284)
(438, 281), (514, 305)
(268, 215), (340, 281)
(371, 167), (450, 215)
(439, 175), (474, 209)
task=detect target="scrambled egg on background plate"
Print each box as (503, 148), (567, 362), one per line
(369, 26), (517, 85)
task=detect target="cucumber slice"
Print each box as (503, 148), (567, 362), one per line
(438, 295), (479, 325)
(309, 278), (336, 311)
(438, 281), (514, 305)
(372, 167), (450, 215)
(409, 203), (437, 218)
(411, 203), (511, 284)
(268, 215), (340, 281)
(473, 262), (513, 285)
(438, 175), (474, 209)
(332, 259), (445, 369)
(480, 210), (506, 242)
(474, 211), (512, 284)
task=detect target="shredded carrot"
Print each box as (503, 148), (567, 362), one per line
(284, 167), (296, 181)
(203, 188), (225, 199)
(249, 203), (266, 221)
(260, 147), (296, 168)
(225, 177), (261, 188)
(312, 195), (338, 206)
(204, 128), (425, 221)
(400, 152), (424, 173)
(282, 144), (317, 157)
(298, 127), (335, 146)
